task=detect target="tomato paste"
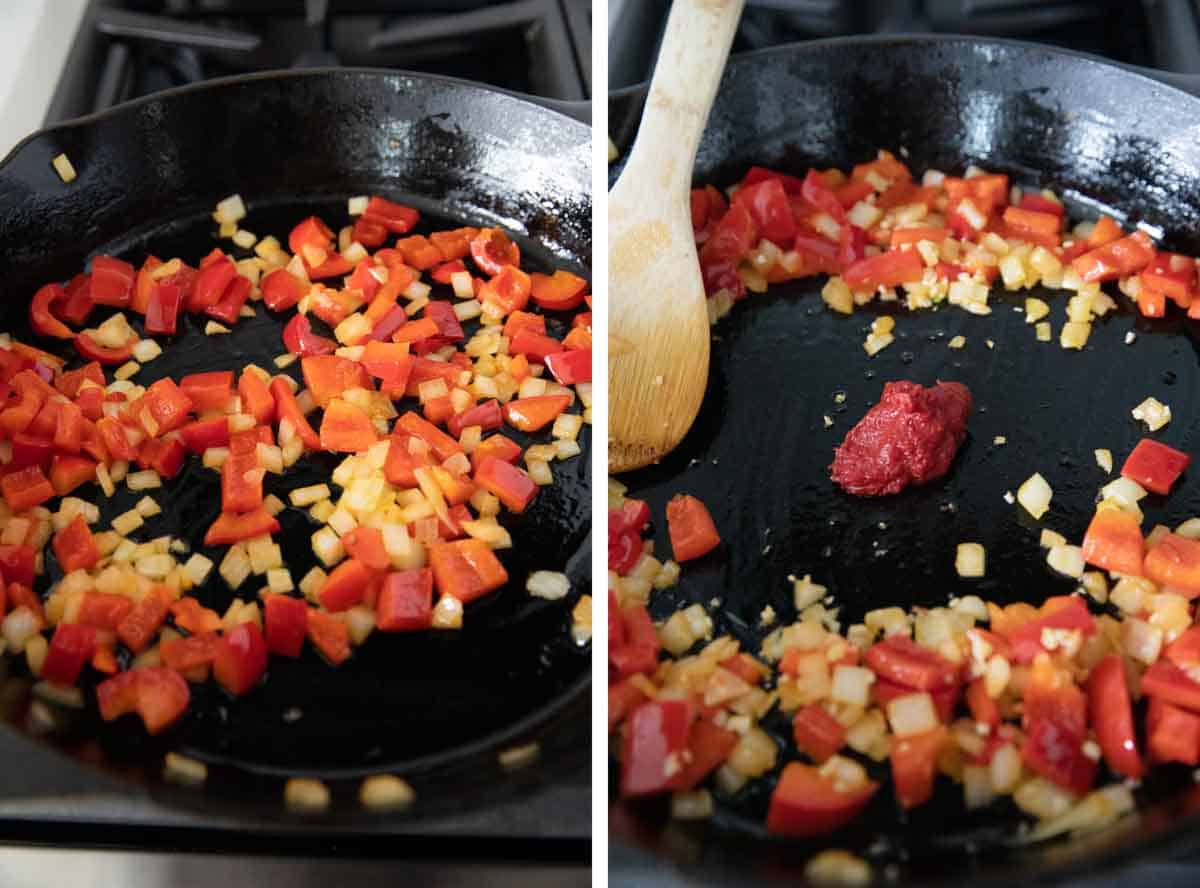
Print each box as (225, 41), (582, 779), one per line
(831, 381), (972, 496)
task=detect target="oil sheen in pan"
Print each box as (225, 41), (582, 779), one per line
(1, 197), (591, 819)
(616, 245), (1200, 873)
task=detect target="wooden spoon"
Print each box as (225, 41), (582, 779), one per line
(608, 0), (745, 474)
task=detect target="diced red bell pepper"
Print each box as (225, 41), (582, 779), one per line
(544, 349), (591, 386)
(352, 217), (388, 249)
(288, 215), (333, 255)
(319, 398), (377, 453)
(75, 332), (132, 365)
(52, 514), (99, 574)
(40, 623), (95, 686)
(360, 337), (412, 386)
(57, 274), (94, 326)
(1004, 596), (1097, 663)
(1147, 698), (1200, 765)
(1141, 659), (1200, 712)
(673, 717), (739, 790)
(1, 465), (55, 512)
(474, 457), (538, 513)
(259, 267), (308, 313)
(732, 177), (797, 246)
(263, 594), (308, 658)
(179, 417), (230, 454)
(665, 494), (720, 562)
(139, 437), (185, 479)
(891, 727), (947, 810)
(446, 399), (502, 439)
(529, 269), (587, 312)
(30, 284), (74, 339)
(282, 314), (337, 357)
(1070, 230), (1155, 283)
(221, 448), (263, 513)
(177, 371), (232, 416)
(53, 401), (83, 455)
(307, 254), (354, 280)
(478, 264), (532, 315)
(203, 508), (280, 546)
(383, 434), (434, 487)
(800, 168), (847, 221)
(77, 592), (134, 632)
(48, 454), (96, 497)
(187, 255), (236, 312)
(1020, 661), (1095, 794)
(90, 256), (135, 307)
(395, 411), (462, 462)
(1086, 654), (1144, 779)
(160, 631), (219, 676)
(793, 704), (846, 764)
(301, 355), (371, 408)
(1167, 625), (1200, 668)
(270, 377), (320, 451)
(766, 761), (879, 836)
(619, 699), (694, 797)
(1018, 192), (1065, 217)
(144, 281), (182, 335)
(141, 377), (194, 434)
(503, 310), (546, 340)
(428, 539), (508, 603)
(1001, 206), (1061, 248)
(502, 395), (571, 433)
(508, 330), (563, 363)
(470, 228), (520, 276)
(169, 598), (222, 637)
(1081, 508), (1145, 576)
(1145, 533), (1200, 598)
(965, 678), (1000, 728)
(391, 317), (441, 345)
(865, 636), (960, 692)
(306, 607), (350, 665)
(9, 435), (53, 470)
(843, 248), (924, 289)
(213, 621), (267, 696)
(341, 527), (389, 571)
(237, 370), (275, 425)
(890, 226), (949, 248)
(115, 586), (171, 653)
(366, 304), (409, 345)
(377, 568), (434, 631)
(97, 667), (189, 734)
(319, 558), (375, 612)
(361, 195), (419, 234)
(1121, 438), (1190, 495)
(394, 235), (442, 271)
(0, 545), (35, 587)
(1142, 251), (1197, 308)
(206, 274), (252, 325)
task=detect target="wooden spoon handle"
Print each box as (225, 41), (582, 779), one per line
(621, 0), (745, 199)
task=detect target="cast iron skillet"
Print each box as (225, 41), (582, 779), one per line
(609, 35), (1200, 885)
(0, 68), (591, 824)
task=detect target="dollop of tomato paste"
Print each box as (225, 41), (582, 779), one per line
(831, 381), (972, 496)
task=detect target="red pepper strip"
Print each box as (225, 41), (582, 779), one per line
(843, 248), (924, 288)
(502, 395), (571, 433)
(269, 377), (320, 451)
(376, 568), (434, 631)
(205, 274), (252, 325)
(74, 332), (133, 366)
(766, 762), (879, 837)
(544, 349), (592, 385)
(367, 305), (408, 343)
(427, 539), (508, 603)
(203, 508), (280, 546)
(30, 284), (74, 339)
(1086, 654), (1144, 779)
(1070, 230), (1155, 283)
(89, 256), (135, 307)
(308, 254), (354, 280)
(187, 255), (236, 312)
(864, 635), (960, 691)
(395, 411), (462, 461)
(282, 314), (336, 357)
(474, 457), (537, 513)
(1121, 438), (1191, 495)
(362, 196), (420, 234)
(145, 283), (182, 335)
(1019, 192), (1065, 217)
(508, 331), (562, 362)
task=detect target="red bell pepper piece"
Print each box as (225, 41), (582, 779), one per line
(49, 454), (96, 496)
(1001, 205), (1061, 248)
(0, 545), (36, 586)
(529, 269), (587, 312)
(446, 399), (502, 439)
(544, 349), (591, 386)
(665, 494), (721, 562)
(732, 177), (797, 246)
(10, 435), (53, 470)
(890, 226), (949, 248)
(503, 310), (546, 340)
(423, 300), (465, 343)
(270, 377), (320, 450)
(1086, 654), (1144, 779)
(352, 217), (388, 248)
(428, 539), (508, 603)
(138, 437), (185, 479)
(116, 586), (171, 653)
(41, 623), (97, 686)
(179, 371), (233, 415)
(1145, 533), (1200, 598)
(319, 398), (377, 453)
(800, 168), (847, 222)
(90, 256), (135, 307)
(608, 511), (643, 576)
(376, 569), (434, 631)
(187, 255), (236, 312)
(431, 259), (465, 285)
(77, 592), (134, 631)
(263, 594), (308, 658)
(843, 248), (924, 289)
(30, 284), (74, 339)
(221, 448), (263, 513)
(1, 465), (55, 512)
(301, 355), (371, 408)
(75, 332), (132, 365)
(468, 434), (521, 473)
(307, 254), (354, 280)
(289, 215), (333, 255)
(53, 514), (99, 574)
(144, 282), (182, 335)
(1018, 192), (1065, 217)
(502, 395), (571, 433)
(359, 341), (414, 387)
(891, 726), (947, 809)
(478, 264), (532, 315)
(619, 699), (694, 797)
(237, 370), (275, 425)
(170, 597), (222, 636)
(179, 417), (230, 453)
(160, 631), (219, 677)
(474, 457), (538, 513)
(1141, 659), (1200, 712)
(97, 666), (190, 734)
(319, 558), (375, 612)
(865, 636), (960, 692)
(306, 608), (350, 665)
(470, 228), (520, 276)
(281, 314), (336, 357)
(766, 761), (878, 836)
(1003, 596), (1097, 663)
(383, 434), (434, 487)
(205, 274), (251, 325)
(1147, 698), (1200, 765)
(609, 603), (660, 678)
(1020, 661), (1096, 794)
(366, 304), (408, 344)
(793, 704), (847, 764)
(508, 330), (563, 363)
(141, 377), (194, 434)
(57, 274), (94, 326)
(965, 677), (1000, 728)
(259, 267), (307, 313)
(1166, 624), (1200, 667)
(1081, 508), (1145, 576)
(341, 526), (389, 571)
(393, 235), (442, 271)
(1070, 230), (1155, 283)
(391, 317), (440, 345)
(53, 401), (83, 455)
(213, 621), (267, 696)
(673, 717), (739, 790)
(1121, 438), (1190, 495)
(395, 411), (462, 461)
(361, 195), (419, 234)
(1141, 252), (1197, 307)
(203, 508), (280, 546)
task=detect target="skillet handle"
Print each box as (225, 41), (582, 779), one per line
(1111, 64), (1200, 100)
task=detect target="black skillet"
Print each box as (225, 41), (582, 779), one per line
(0, 68), (591, 825)
(609, 35), (1200, 885)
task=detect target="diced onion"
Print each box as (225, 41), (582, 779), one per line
(1017, 473), (1053, 519)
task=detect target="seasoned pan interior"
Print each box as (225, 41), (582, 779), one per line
(0, 70), (591, 819)
(609, 37), (1200, 883)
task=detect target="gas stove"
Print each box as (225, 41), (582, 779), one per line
(0, 2), (591, 881)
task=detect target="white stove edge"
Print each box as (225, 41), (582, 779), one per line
(0, 0), (88, 160)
